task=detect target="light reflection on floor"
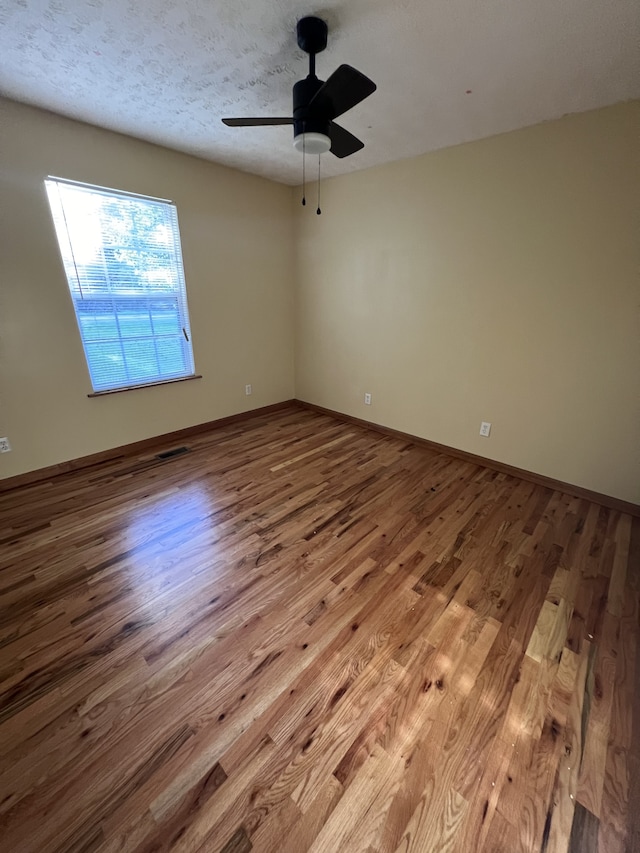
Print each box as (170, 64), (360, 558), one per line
(121, 481), (219, 609)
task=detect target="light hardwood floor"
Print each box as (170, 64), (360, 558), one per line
(0, 406), (638, 852)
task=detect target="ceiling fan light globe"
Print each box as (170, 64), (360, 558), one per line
(293, 132), (331, 155)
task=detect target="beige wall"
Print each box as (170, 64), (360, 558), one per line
(2, 98), (638, 502)
(294, 102), (640, 504)
(0, 98), (295, 479)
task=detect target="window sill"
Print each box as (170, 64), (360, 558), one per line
(88, 374), (202, 397)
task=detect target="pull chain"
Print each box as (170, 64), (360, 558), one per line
(301, 136), (306, 206)
(316, 154), (322, 215)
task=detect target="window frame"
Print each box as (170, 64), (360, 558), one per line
(45, 176), (198, 396)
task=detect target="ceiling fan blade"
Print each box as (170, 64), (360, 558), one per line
(308, 65), (376, 120)
(222, 117), (294, 126)
(329, 122), (364, 158)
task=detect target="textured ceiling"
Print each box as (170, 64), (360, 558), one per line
(1, 0), (639, 185)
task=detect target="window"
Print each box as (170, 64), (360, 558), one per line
(45, 178), (196, 394)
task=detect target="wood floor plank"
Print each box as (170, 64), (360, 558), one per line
(0, 405), (636, 853)
(577, 610), (619, 817)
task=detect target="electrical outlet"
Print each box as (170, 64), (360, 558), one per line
(479, 422), (491, 437)
(245, 384), (252, 396)
(364, 393), (372, 405)
(0, 437), (11, 453)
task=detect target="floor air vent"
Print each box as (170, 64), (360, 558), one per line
(155, 446), (190, 460)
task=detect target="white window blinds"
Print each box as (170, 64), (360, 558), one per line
(45, 178), (195, 393)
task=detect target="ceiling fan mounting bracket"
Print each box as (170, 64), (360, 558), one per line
(296, 17), (328, 56)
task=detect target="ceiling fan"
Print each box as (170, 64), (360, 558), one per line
(222, 16), (376, 159)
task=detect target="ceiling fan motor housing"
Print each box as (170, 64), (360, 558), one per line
(293, 76), (330, 139)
